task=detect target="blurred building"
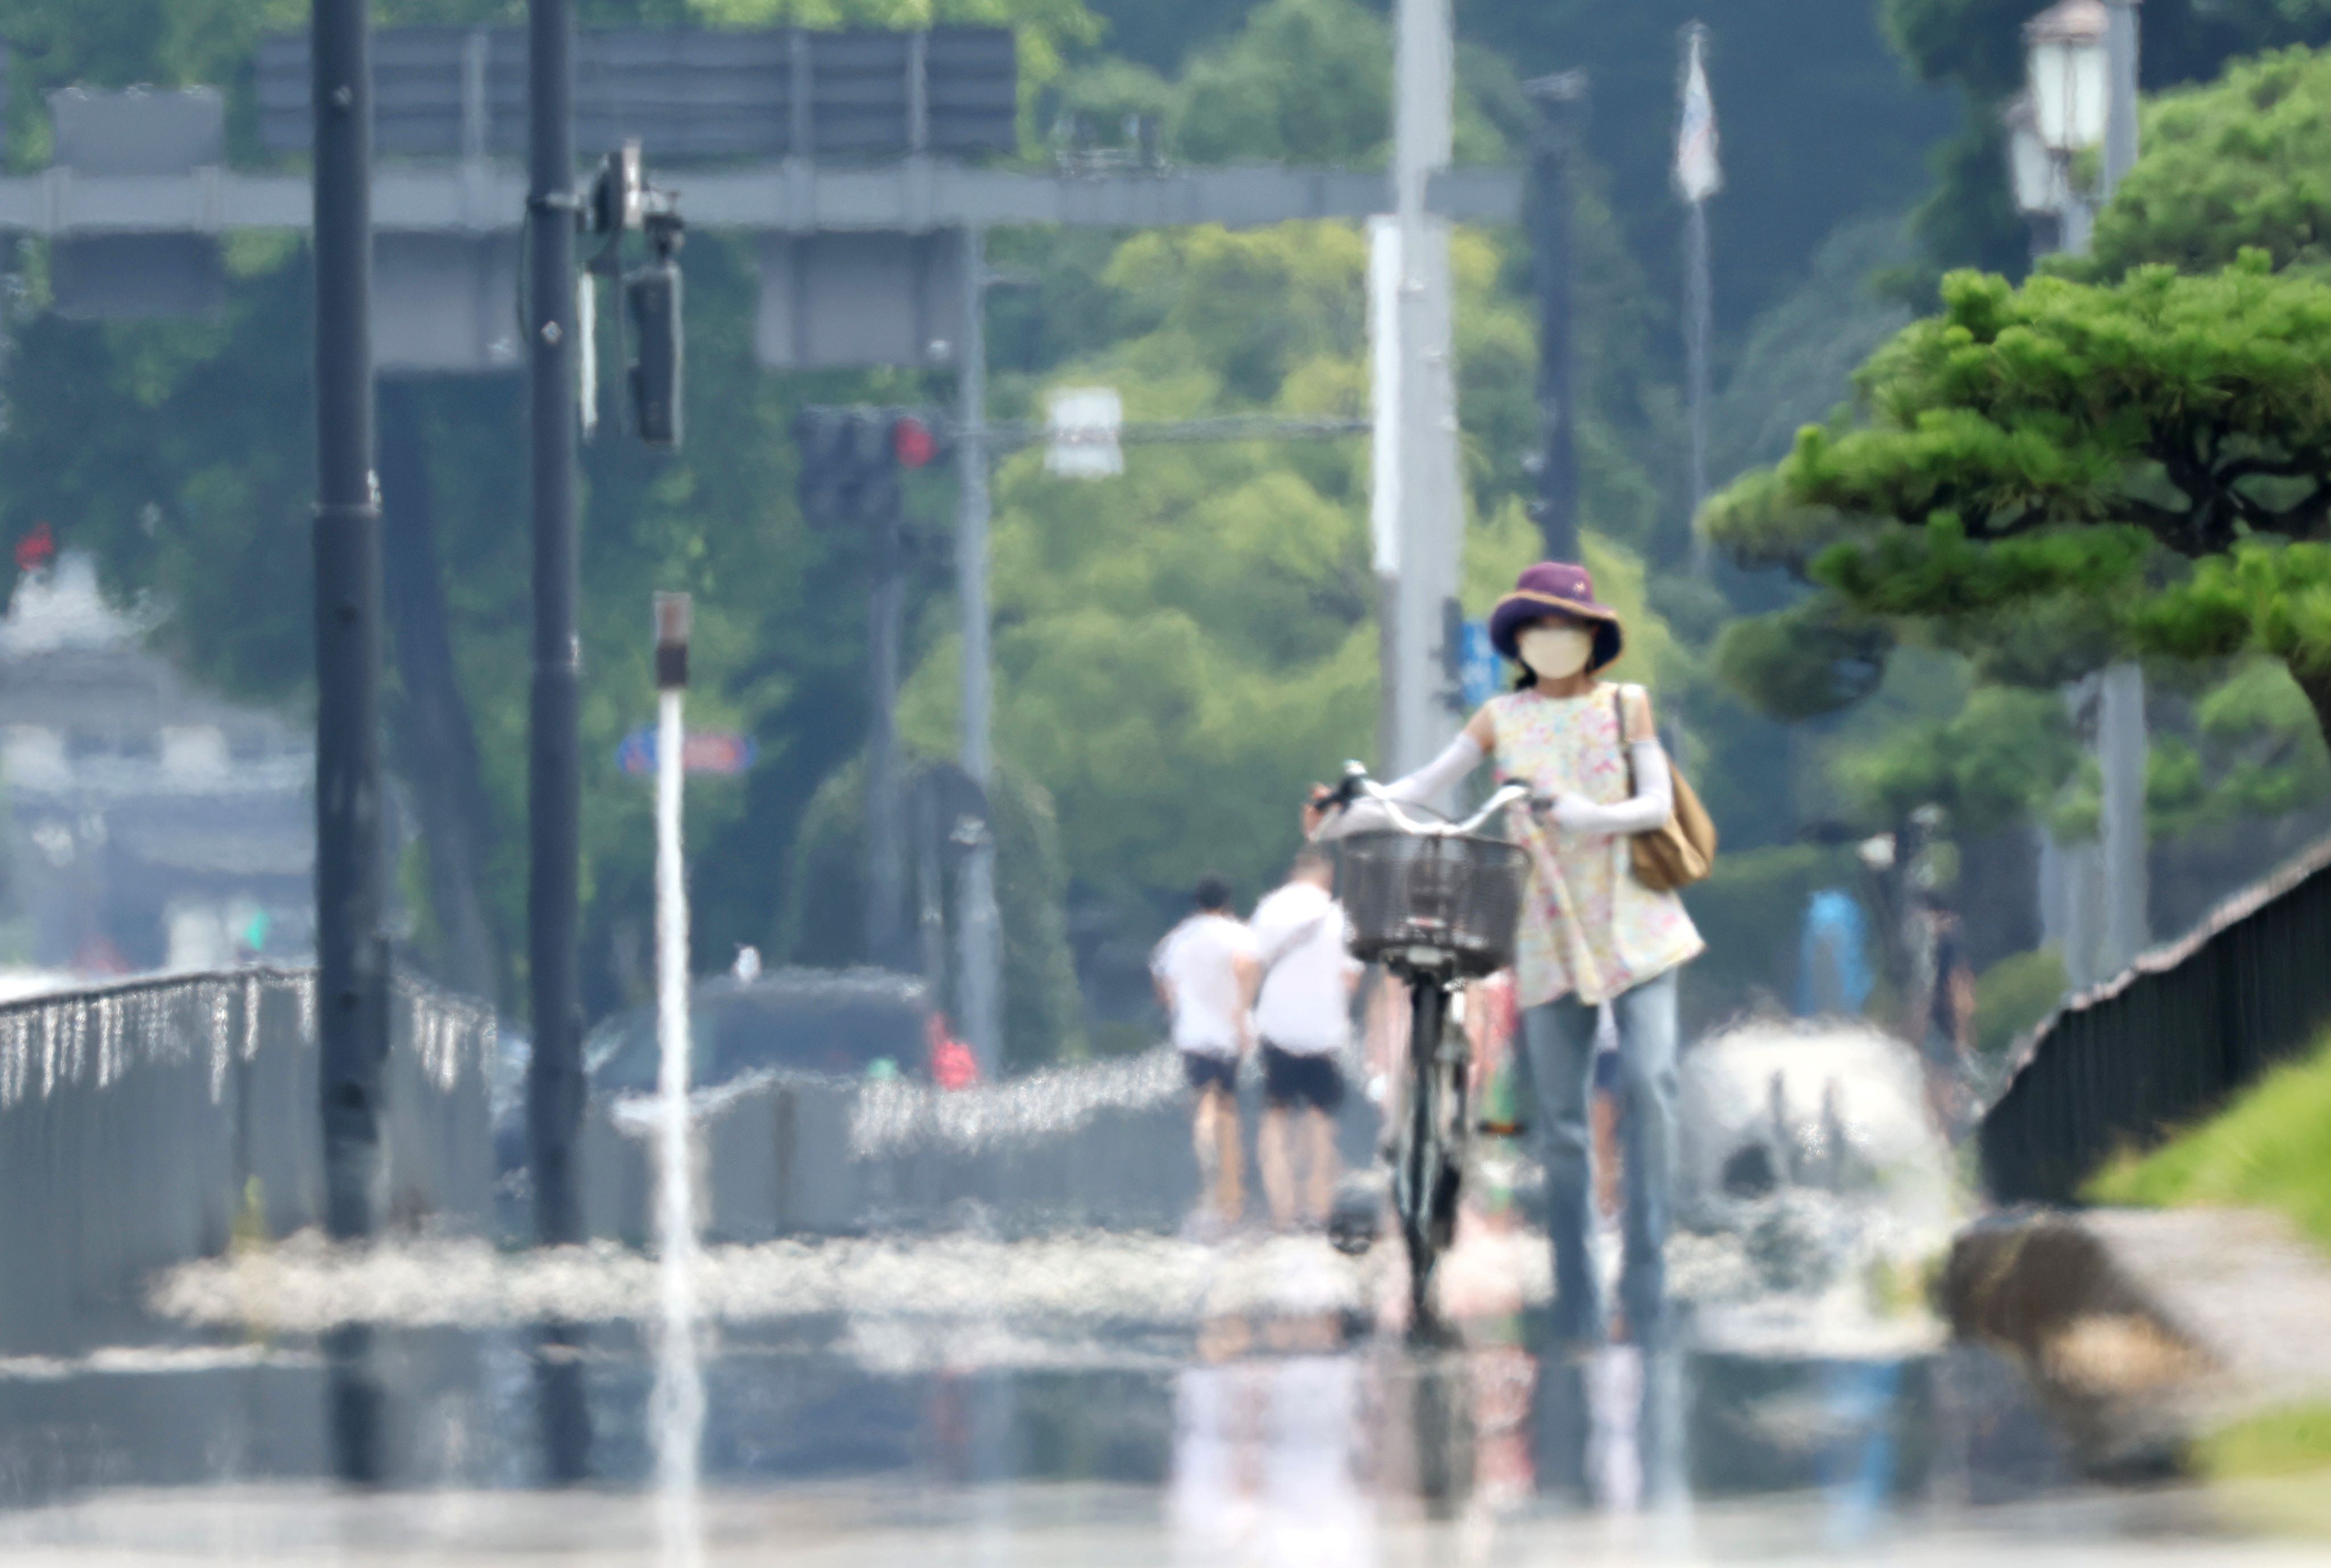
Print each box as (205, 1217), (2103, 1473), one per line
(0, 554), (312, 976)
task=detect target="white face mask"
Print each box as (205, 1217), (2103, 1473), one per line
(1517, 624), (1594, 680)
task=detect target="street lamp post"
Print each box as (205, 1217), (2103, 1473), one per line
(2002, 92), (2065, 259)
(2024, 0), (2110, 254)
(2016, 0), (2149, 988)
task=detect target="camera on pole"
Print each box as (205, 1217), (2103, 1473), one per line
(585, 139), (686, 449)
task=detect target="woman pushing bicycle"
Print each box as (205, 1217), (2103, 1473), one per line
(1314, 561), (1705, 1347)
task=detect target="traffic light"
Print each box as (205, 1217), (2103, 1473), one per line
(627, 256), (683, 448)
(585, 138), (687, 449)
(792, 408), (948, 526)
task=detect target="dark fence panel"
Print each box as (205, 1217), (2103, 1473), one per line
(1980, 837), (2331, 1204)
(0, 968), (493, 1356)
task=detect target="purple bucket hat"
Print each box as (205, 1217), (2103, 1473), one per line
(1486, 561), (1625, 672)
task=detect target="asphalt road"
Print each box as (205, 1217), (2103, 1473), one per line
(2, 1217), (2325, 1562)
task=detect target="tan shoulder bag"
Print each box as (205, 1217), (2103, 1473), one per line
(1615, 685), (1716, 893)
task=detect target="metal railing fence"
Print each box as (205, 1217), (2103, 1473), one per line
(0, 967), (493, 1355)
(1980, 836), (2331, 1204)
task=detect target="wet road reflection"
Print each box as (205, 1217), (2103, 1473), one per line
(0, 1010), (2317, 1562)
(0, 1222), (2299, 1564)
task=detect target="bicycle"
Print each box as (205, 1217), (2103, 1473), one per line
(1317, 764), (1533, 1337)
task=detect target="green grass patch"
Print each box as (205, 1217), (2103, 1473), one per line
(1974, 947), (2065, 1061)
(2196, 1403), (2331, 1482)
(2085, 1030), (2331, 1253)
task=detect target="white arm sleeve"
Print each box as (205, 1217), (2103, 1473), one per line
(1548, 742), (1673, 835)
(1384, 732), (1485, 805)
(1312, 732), (1485, 839)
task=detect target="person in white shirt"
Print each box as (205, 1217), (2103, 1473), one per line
(1152, 873), (1259, 1229)
(1247, 849), (1361, 1229)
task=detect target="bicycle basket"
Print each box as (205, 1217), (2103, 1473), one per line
(1336, 831), (1529, 977)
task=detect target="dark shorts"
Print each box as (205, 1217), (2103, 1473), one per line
(1183, 1051), (1238, 1096)
(1261, 1043), (1345, 1113)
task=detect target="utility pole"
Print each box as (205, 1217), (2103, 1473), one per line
(526, 0), (583, 1249)
(866, 489), (906, 968)
(311, 0), (386, 1484)
(312, 0), (385, 1252)
(524, 0), (592, 1486)
(1387, 0), (1465, 777)
(955, 225), (1003, 1075)
(1525, 71), (1586, 564)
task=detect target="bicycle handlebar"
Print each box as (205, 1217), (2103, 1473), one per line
(1328, 761), (1534, 838)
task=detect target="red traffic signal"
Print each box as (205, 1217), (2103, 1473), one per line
(892, 415), (937, 469)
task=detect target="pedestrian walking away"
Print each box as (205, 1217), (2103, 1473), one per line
(1153, 872), (1259, 1231)
(1910, 890), (1977, 1136)
(1319, 561), (1706, 1345)
(1247, 847), (1362, 1231)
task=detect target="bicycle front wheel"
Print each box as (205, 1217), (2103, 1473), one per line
(1395, 979), (1464, 1336)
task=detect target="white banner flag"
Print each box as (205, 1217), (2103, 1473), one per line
(1675, 28), (1721, 204)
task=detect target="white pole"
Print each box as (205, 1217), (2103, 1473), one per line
(1389, 0), (1464, 780)
(956, 224), (1004, 1075)
(650, 594), (702, 1568)
(1368, 215), (1403, 775)
(1684, 194), (1712, 575)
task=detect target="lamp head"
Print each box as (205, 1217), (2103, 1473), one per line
(2024, 0), (2110, 154)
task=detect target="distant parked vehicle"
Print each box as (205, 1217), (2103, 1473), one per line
(490, 968), (936, 1196)
(583, 967), (936, 1099)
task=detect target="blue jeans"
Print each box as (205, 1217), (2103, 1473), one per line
(1522, 967), (1680, 1344)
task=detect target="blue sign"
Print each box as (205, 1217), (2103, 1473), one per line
(1459, 620), (1502, 711)
(616, 727), (759, 777)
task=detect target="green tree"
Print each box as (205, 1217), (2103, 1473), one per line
(2077, 44), (2331, 282)
(1716, 42), (2331, 870)
(1878, 0), (2331, 290)
(1707, 255), (2331, 740)
(773, 756), (1085, 1070)
(899, 223), (1381, 913)
(0, 0), (1101, 1023)
(1168, 0), (1391, 166)
(900, 218), (1624, 923)
(1464, 0), (1957, 341)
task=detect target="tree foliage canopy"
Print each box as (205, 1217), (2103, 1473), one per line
(2078, 44), (2331, 282)
(1877, 0), (2331, 288)
(1711, 253), (2331, 739)
(1798, 258), (2331, 564)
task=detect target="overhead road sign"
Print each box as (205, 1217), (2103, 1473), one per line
(257, 27), (1019, 163)
(1044, 388), (1123, 478)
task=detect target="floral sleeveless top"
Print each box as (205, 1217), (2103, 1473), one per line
(1486, 683), (1704, 1008)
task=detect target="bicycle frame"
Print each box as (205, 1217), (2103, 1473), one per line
(1327, 771), (1532, 1336)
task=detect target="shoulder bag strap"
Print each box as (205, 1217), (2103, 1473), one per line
(1613, 684), (1637, 794)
